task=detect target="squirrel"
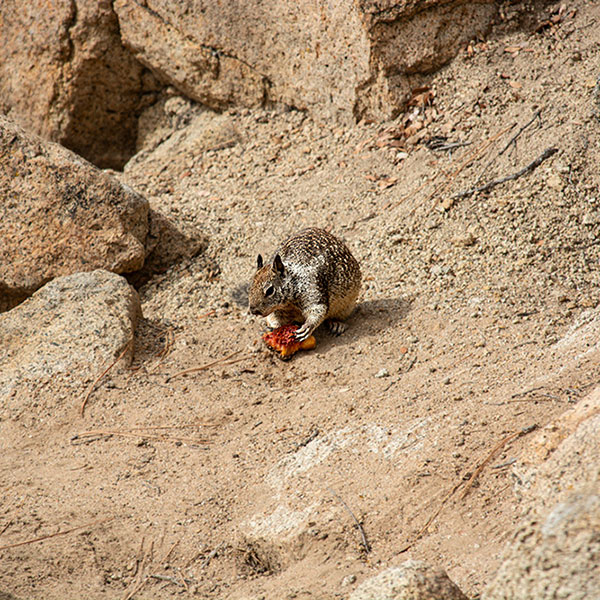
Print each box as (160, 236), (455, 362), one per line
(248, 228), (361, 341)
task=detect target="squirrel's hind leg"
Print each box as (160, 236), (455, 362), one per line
(326, 319), (348, 336)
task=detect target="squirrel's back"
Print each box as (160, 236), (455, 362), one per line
(280, 228), (360, 292)
(278, 228), (361, 318)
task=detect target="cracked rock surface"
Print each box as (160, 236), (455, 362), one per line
(0, 116), (148, 309)
(0, 0), (152, 168)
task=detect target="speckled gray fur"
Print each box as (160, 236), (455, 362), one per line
(248, 228), (361, 341)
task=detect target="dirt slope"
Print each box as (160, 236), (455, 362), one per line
(1, 2), (599, 599)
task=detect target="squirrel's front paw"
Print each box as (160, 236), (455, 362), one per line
(294, 324), (312, 341)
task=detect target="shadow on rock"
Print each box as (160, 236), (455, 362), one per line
(127, 209), (209, 287)
(130, 317), (179, 371)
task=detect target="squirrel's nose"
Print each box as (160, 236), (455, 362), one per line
(249, 307), (262, 316)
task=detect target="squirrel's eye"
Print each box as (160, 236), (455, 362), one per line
(265, 285), (274, 297)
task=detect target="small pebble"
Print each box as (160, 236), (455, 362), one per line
(342, 574), (357, 586)
(451, 232), (477, 247)
(582, 212), (599, 225)
(375, 368), (390, 378)
(546, 173), (563, 190)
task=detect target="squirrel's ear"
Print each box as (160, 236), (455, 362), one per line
(256, 254), (263, 269)
(273, 254), (285, 276)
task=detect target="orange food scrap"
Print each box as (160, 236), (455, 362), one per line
(262, 325), (316, 360)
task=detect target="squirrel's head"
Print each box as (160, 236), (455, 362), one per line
(248, 253), (287, 316)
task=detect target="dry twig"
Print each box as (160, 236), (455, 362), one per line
(149, 573), (190, 588)
(200, 542), (226, 569)
(198, 309), (217, 319)
(452, 148), (558, 201)
(425, 124), (515, 205)
(0, 520), (12, 537)
(460, 424), (538, 500)
(80, 338), (133, 417)
(122, 538), (155, 600)
(130, 321), (175, 374)
(159, 539), (181, 564)
(396, 178), (432, 208)
(498, 110), (542, 156)
(146, 327), (175, 373)
(0, 517), (114, 551)
(398, 482), (463, 553)
(327, 487), (371, 554)
(511, 385), (548, 398)
(472, 111), (542, 187)
(127, 423), (215, 431)
(166, 351), (249, 382)
(399, 423), (538, 552)
(426, 139), (472, 152)
(74, 429), (210, 446)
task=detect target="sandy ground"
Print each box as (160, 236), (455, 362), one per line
(1, 2), (600, 599)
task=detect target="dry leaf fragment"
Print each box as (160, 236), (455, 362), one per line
(551, 4), (566, 23)
(508, 81), (522, 89)
(466, 41), (489, 56)
(404, 123), (423, 137)
(536, 4), (569, 32)
(386, 139), (406, 148)
(409, 86), (435, 107)
(378, 177), (398, 190)
(373, 125), (407, 150)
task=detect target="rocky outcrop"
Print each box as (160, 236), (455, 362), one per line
(115, 0), (497, 123)
(0, 116), (148, 310)
(483, 491), (600, 600)
(1, 0), (499, 153)
(483, 387), (600, 599)
(0, 0), (152, 168)
(113, 0), (267, 112)
(513, 384), (600, 514)
(349, 560), (468, 600)
(0, 270), (140, 408)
